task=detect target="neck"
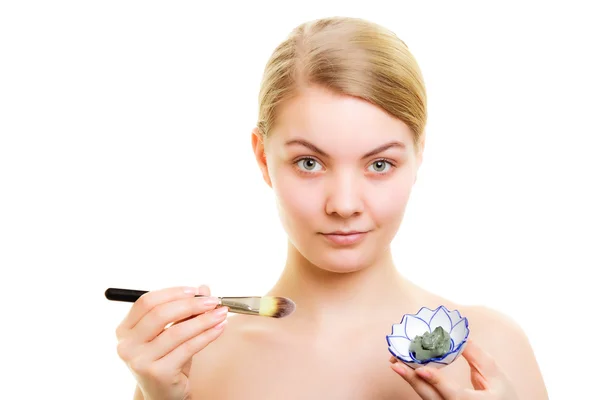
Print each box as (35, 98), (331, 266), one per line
(267, 241), (413, 329)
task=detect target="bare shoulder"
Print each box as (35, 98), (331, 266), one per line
(189, 313), (274, 368)
(187, 314), (287, 398)
(461, 305), (548, 399)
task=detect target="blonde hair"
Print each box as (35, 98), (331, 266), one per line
(257, 16), (427, 150)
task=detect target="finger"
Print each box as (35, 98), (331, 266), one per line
(156, 315), (228, 369)
(469, 368), (489, 391)
(117, 286), (207, 336)
(144, 306), (229, 361)
(391, 363), (442, 400)
(198, 285), (211, 297)
(175, 284), (210, 325)
(166, 314), (195, 329)
(414, 367), (462, 399)
(461, 339), (501, 389)
(131, 295), (221, 343)
(166, 286), (212, 328)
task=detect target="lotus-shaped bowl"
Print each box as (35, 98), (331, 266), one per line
(386, 305), (470, 369)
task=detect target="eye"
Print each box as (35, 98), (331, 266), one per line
(295, 157), (323, 172)
(368, 159), (392, 173)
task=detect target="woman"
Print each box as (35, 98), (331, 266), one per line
(115, 16), (548, 399)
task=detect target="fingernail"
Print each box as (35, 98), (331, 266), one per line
(213, 306), (229, 317)
(214, 319), (227, 330)
(201, 297), (220, 306)
(393, 364), (406, 376)
(416, 368), (431, 379)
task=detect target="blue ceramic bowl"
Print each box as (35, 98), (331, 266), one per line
(387, 305), (470, 369)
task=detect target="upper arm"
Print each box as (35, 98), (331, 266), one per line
(469, 307), (549, 400)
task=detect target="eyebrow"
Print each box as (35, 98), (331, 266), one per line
(285, 139), (405, 159)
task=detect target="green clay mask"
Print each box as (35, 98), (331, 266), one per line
(409, 326), (451, 361)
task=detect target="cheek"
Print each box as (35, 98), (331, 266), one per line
(368, 176), (414, 223)
(273, 172), (322, 221)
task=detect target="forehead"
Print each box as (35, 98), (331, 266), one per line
(270, 86), (415, 152)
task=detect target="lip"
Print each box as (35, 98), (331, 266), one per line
(320, 231), (369, 246)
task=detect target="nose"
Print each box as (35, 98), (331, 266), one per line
(324, 172), (364, 218)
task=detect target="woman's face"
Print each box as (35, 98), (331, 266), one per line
(253, 86), (423, 273)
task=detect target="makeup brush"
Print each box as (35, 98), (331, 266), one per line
(104, 288), (296, 318)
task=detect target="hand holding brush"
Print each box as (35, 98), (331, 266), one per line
(107, 286), (295, 400)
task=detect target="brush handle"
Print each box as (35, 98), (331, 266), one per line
(105, 288), (151, 302)
(104, 288), (250, 316)
(105, 287), (209, 302)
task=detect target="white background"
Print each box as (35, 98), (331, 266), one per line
(1, 1), (598, 399)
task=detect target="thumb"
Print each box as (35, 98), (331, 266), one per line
(461, 339), (504, 390)
(198, 284), (211, 297)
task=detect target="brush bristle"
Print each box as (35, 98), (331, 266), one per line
(259, 296), (296, 318)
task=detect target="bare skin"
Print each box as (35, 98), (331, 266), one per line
(188, 250), (547, 399)
(124, 86), (548, 399)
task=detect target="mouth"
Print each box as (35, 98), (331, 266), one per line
(319, 230), (370, 246)
(324, 230), (366, 235)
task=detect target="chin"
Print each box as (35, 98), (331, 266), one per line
(305, 246), (376, 274)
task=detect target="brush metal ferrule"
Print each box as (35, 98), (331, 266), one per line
(218, 297), (261, 316)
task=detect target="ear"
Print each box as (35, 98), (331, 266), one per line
(414, 131), (426, 183)
(251, 127), (272, 187)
